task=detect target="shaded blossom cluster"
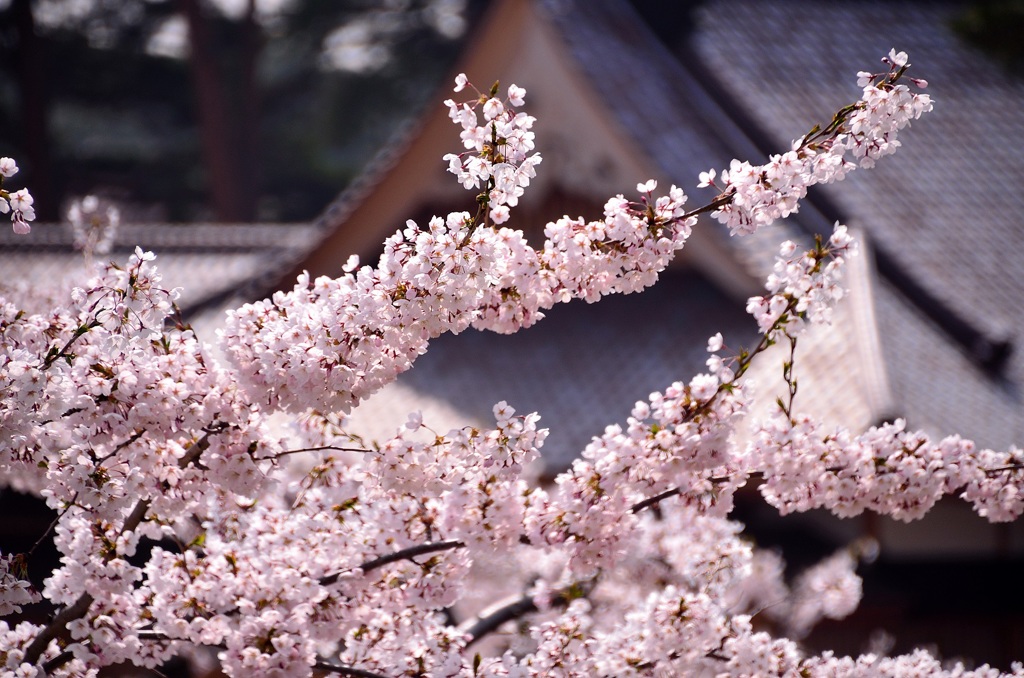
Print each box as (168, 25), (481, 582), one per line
(2, 56), (1024, 678)
(0, 157), (35, 234)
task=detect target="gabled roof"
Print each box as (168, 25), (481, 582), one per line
(694, 0), (1024, 449)
(6, 0), (1013, 463)
(323, 0), (899, 464)
(0, 222), (321, 336)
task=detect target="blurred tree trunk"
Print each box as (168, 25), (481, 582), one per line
(11, 0), (56, 220)
(179, 0), (254, 221)
(239, 0), (262, 218)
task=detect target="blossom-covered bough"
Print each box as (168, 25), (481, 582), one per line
(2, 50), (1022, 677)
(0, 157), (35, 235)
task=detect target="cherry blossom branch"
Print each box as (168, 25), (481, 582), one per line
(131, 633), (392, 678)
(40, 320), (100, 370)
(92, 429), (148, 469)
(679, 191), (734, 221)
(630, 488), (682, 514)
(359, 539), (466, 574)
(985, 463), (1024, 476)
(778, 334), (800, 418)
(21, 591), (94, 666)
(41, 650), (76, 674)
(22, 427), (221, 667)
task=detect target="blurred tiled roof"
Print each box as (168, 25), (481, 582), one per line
(693, 0), (1024, 448)
(346, 271), (758, 471)
(344, 0), (902, 466)
(6, 0), (1017, 469)
(350, 0), (1024, 462)
(0, 222), (321, 320)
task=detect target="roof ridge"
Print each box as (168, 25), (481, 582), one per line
(673, 36), (1014, 376)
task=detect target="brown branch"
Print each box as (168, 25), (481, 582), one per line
(41, 650), (76, 674)
(24, 426), (225, 668)
(27, 500), (74, 558)
(462, 593), (539, 647)
(22, 592), (94, 666)
(179, 427), (225, 468)
(463, 583), (582, 648)
(679, 191), (734, 221)
(630, 487), (681, 514)
(41, 322), (97, 370)
(985, 462), (1024, 476)
(312, 661), (392, 678)
(273, 445), (372, 459)
(320, 540), (466, 587)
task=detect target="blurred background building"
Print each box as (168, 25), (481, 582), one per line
(2, 0), (1024, 672)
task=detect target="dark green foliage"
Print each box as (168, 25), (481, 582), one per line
(952, 0), (1024, 77)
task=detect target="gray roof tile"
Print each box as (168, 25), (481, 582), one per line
(693, 0), (1024, 445)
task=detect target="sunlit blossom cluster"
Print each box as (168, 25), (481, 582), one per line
(752, 413), (1024, 523)
(443, 77), (541, 225)
(220, 105), (693, 416)
(3, 54), (1024, 678)
(701, 49), (932, 235)
(746, 223), (856, 338)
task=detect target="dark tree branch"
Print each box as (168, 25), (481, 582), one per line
(320, 540), (466, 586)
(23, 427), (224, 667)
(463, 584), (580, 648)
(462, 593), (538, 647)
(273, 445), (372, 458)
(630, 487), (681, 514)
(22, 592), (94, 666)
(312, 661), (392, 678)
(985, 462), (1024, 476)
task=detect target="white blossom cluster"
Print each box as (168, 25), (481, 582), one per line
(2, 54), (1023, 678)
(752, 413), (1024, 523)
(701, 49), (933, 235)
(0, 554), (40, 617)
(443, 77), (541, 225)
(0, 157), (36, 234)
(746, 224), (856, 338)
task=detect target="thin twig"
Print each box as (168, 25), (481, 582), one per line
(27, 500), (74, 558)
(41, 321), (98, 370)
(679, 191), (734, 221)
(272, 444), (372, 458)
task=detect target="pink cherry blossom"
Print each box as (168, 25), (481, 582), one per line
(2, 53), (1021, 678)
